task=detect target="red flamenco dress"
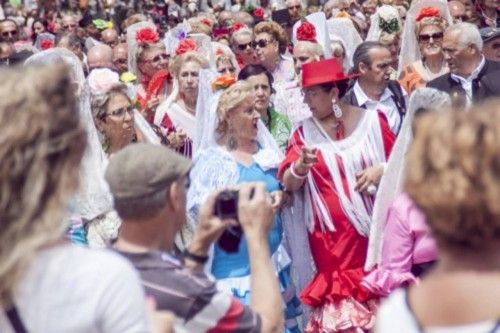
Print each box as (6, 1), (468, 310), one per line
(278, 111), (395, 332)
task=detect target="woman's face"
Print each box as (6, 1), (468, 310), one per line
(254, 32), (279, 67)
(418, 25), (444, 59)
(303, 85), (336, 120)
(246, 73), (271, 112)
(227, 97), (261, 141)
(97, 93), (136, 148)
(233, 33), (256, 65)
(139, 46), (169, 78)
(33, 21), (45, 36)
(217, 58), (236, 76)
(178, 60), (202, 96)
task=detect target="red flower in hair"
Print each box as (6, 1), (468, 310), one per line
(40, 39), (55, 50)
(253, 7), (265, 19)
(136, 28), (160, 46)
(215, 47), (225, 57)
(231, 22), (247, 34)
(297, 21), (317, 42)
(201, 18), (213, 27)
(416, 7), (441, 22)
(175, 38), (198, 56)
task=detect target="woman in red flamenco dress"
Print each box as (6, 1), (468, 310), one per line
(279, 58), (395, 332)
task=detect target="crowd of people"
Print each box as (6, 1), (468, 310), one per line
(0, 0), (500, 331)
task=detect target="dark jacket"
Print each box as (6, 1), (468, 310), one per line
(427, 59), (500, 103)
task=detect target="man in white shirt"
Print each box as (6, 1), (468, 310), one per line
(428, 22), (500, 107)
(343, 41), (407, 135)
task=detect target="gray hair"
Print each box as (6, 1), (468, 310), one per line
(55, 32), (81, 49)
(90, 84), (130, 119)
(351, 41), (387, 74)
(446, 22), (483, 51)
(113, 187), (169, 220)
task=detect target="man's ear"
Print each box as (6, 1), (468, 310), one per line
(168, 182), (181, 211)
(359, 61), (369, 75)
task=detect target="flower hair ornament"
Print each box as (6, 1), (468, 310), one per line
(253, 7), (265, 19)
(378, 5), (401, 34)
(40, 39), (55, 50)
(87, 68), (120, 95)
(231, 22), (247, 34)
(201, 18), (213, 27)
(136, 28), (160, 46)
(212, 74), (237, 91)
(296, 20), (317, 42)
(416, 7), (442, 22)
(175, 38), (198, 56)
(93, 19), (113, 31)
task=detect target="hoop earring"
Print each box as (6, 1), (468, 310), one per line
(332, 99), (343, 119)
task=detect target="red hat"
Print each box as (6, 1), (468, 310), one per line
(301, 58), (353, 88)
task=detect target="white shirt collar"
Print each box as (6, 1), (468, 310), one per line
(353, 80), (393, 107)
(450, 56), (486, 83)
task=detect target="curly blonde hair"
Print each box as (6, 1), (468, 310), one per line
(254, 21), (289, 55)
(216, 81), (254, 135)
(169, 51), (209, 79)
(0, 64), (86, 307)
(406, 100), (500, 250)
(136, 42), (167, 79)
(415, 16), (447, 36)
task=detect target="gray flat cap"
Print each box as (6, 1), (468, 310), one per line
(105, 143), (191, 200)
(480, 27), (500, 43)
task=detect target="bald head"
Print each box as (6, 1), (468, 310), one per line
(101, 29), (119, 48)
(113, 43), (128, 73)
(87, 44), (114, 70)
(448, 1), (467, 23)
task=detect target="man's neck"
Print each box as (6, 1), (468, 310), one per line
(115, 218), (175, 253)
(357, 78), (385, 101)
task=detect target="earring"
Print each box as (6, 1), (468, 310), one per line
(332, 99), (343, 119)
(227, 125), (237, 151)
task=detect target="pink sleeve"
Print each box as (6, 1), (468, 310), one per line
(362, 200), (417, 296)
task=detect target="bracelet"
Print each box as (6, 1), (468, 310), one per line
(182, 249), (209, 264)
(290, 162), (308, 179)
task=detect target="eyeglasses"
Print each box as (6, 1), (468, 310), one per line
(114, 58), (127, 65)
(62, 24), (77, 30)
(1, 30), (17, 37)
(105, 105), (135, 120)
(236, 41), (252, 51)
(288, 5), (301, 10)
(252, 38), (274, 49)
(418, 32), (444, 43)
(142, 53), (169, 63)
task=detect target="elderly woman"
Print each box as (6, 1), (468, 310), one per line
(238, 64), (292, 151)
(376, 100), (500, 332)
(127, 22), (170, 121)
(230, 25), (257, 69)
(279, 58), (395, 332)
(399, 3), (451, 94)
(188, 80), (302, 333)
(253, 21), (295, 86)
(154, 51), (209, 158)
(0, 64), (150, 332)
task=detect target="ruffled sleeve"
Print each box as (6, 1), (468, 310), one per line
(187, 147), (239, 226)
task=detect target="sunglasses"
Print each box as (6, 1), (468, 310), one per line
(114, 58), (127, 64)
(418, 32), (444, 43)
(236, 41), (252, 51)
(143, 53), (169, 63)
(251, 38), (274, 49)
(62, 24), (77, 29)
(288, 5), (301, 10)
(1, 30), (17, 37)
(105, 105), (135, 120)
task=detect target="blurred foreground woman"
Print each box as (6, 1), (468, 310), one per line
(376, 100), (500, 332)
(0, 65), (149, 332)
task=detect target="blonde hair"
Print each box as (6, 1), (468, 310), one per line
(415, 16), (447, 36)
(295, 40), (324, 59)
(169, 51), (209, 79)
(254, 21), (289, 54)
(407, 100), (500, 250)
(136, 42), (167, 79)
(230, 27), (253, 47)
(188, 17), (213, 36)
(0, 64), (86, 307)
(216, 81), (254, 134)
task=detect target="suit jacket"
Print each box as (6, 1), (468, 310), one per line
(427, 60), (500, 103)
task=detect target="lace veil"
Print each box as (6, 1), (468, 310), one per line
(398, 0), (453, 73)
(292, 12), (333, 59)
(25, 48), (113, 220)
(365, 87), (451, 270)
(327, 17), (362, 70)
